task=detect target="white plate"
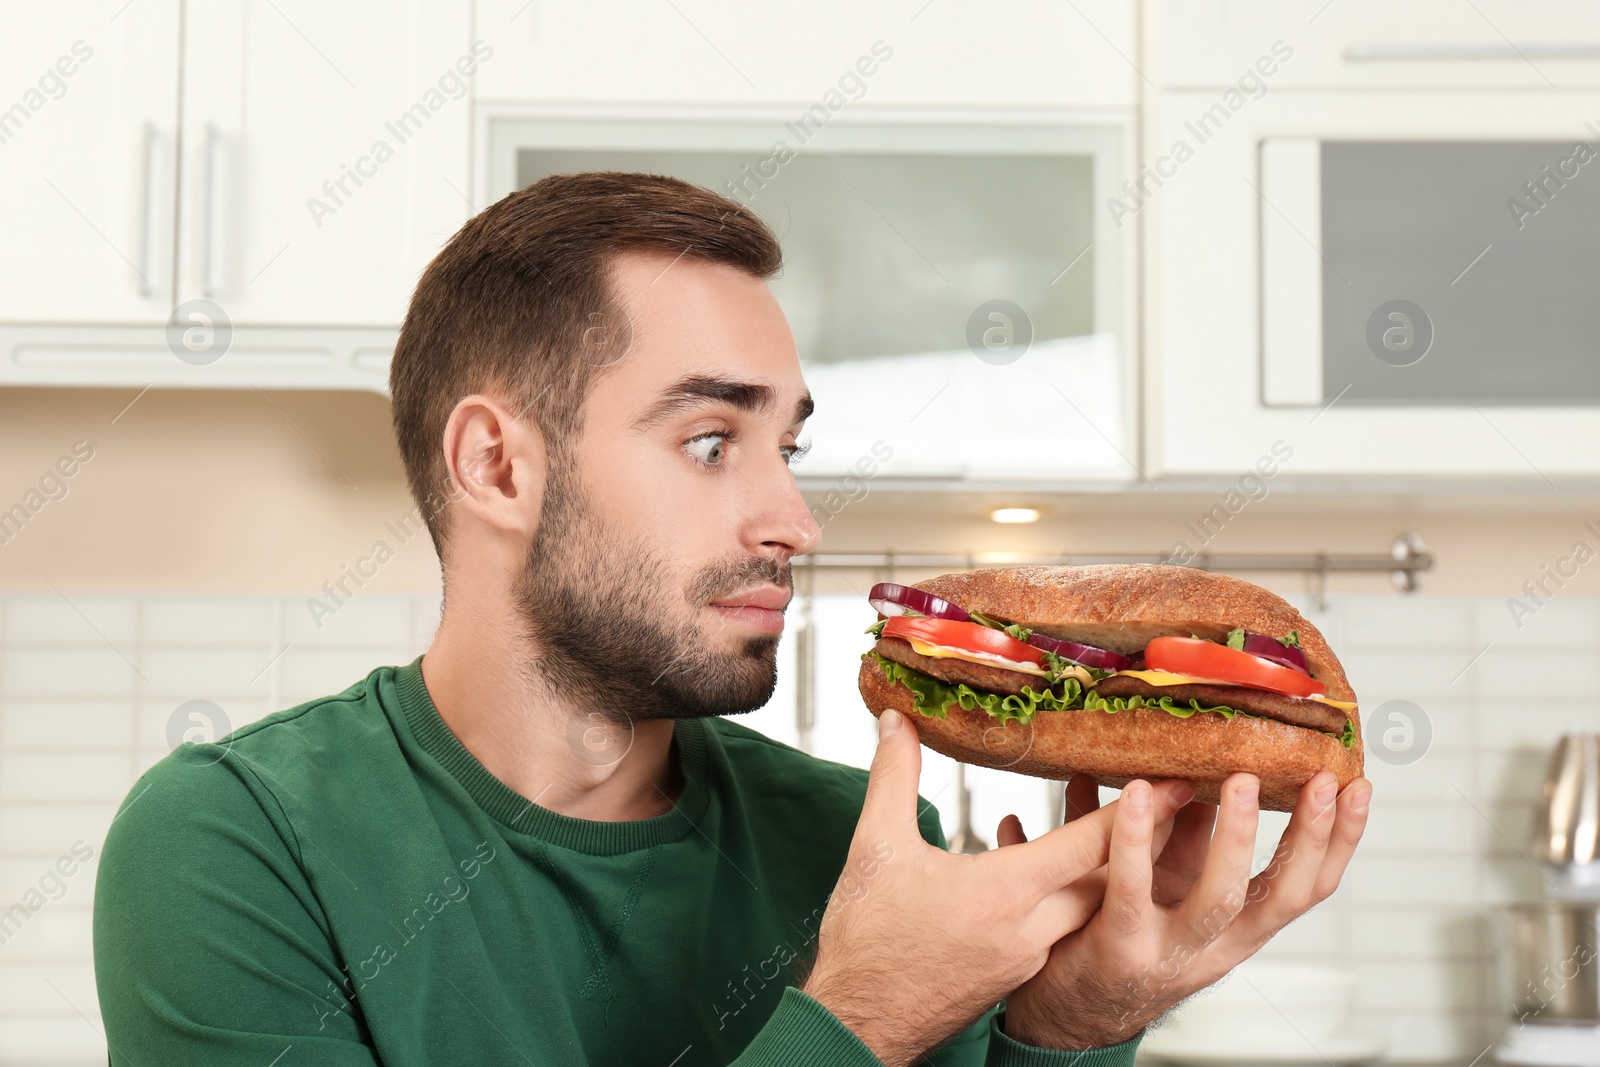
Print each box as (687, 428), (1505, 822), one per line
(1496, 1022), (1600, 1067)
(1139, 1029), (1388, 1065)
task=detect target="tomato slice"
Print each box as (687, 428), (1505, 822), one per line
(1143, 637), (1325, 699)
(881, 616), (1047, 670)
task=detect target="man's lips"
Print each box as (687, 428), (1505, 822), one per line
(710, 586), (792, 611)
(709, 586), (791, 633)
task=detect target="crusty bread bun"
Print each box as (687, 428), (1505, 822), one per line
(856, 564), (1364, 812)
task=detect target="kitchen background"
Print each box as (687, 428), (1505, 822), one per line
(6, 1), (1600, 1064)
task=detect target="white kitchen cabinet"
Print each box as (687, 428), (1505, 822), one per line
(0, 2), (180, 324)
(0, 0), (474, 392)
(0, 0), (470, 332)
(1145, 87), (1600, 477)
(1158, 0), (1600, 90)
(179, 0), (472, 325)
(473, 0), (1138, 110)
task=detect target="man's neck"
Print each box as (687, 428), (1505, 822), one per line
(420, 598), (683, 823)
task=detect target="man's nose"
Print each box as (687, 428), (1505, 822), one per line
(755, 469), (822, 560)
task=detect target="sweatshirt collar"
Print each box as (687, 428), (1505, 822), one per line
(392, 656), (711, 855)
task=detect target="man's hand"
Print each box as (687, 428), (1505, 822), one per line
(994, 769), (1371, 1050)
(799, 709), (1190, 1067)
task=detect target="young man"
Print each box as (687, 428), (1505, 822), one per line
(94, 172), (1370, 1065)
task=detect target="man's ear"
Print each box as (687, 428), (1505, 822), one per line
(440, 394), (548, 540)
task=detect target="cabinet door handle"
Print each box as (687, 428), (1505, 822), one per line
(137, 121), (159, 297)
(1346, 42), (1600, 61)
(201, 122), (223, 298)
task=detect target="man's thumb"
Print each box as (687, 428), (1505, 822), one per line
(860, 708), (921, 834)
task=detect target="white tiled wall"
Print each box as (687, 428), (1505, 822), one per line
(0, 592), (442, 1065)
(0, 590), (1580, 1063)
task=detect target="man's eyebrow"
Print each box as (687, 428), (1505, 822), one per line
(632, 374), (814, 430)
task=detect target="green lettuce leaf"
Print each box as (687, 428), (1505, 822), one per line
(1082, 689), (1240, 719)
(969, 610), (1032, 643)
(1225, 628), (1246, 650)
(864, 608), (928, 638)
(1280, 630), (1302, 649)
(863, 652), (1080, 726)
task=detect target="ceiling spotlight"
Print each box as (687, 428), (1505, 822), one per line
(990, 507), (1041, 524)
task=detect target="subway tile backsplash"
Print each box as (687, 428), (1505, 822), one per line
(0, 590), (1583, 1064)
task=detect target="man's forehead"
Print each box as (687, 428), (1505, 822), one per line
(598, 251), (809, 424)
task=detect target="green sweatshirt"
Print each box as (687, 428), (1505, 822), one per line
(94, 657), (1141, 1066)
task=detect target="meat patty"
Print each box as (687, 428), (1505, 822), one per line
(1092, 675), (1349, 734)
(872, 636), (1063, 698)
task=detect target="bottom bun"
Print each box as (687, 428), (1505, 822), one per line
(858, 659), (1364, 813)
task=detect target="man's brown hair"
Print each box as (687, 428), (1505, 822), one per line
(389, 171), (784, 557)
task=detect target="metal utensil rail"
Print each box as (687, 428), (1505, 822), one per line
(792, 532), (1434, 589)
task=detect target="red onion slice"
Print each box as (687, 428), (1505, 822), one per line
(1241, 632), (1310, 675)
(867, 583), (971, 622)
(1024, 632), (1132, 671)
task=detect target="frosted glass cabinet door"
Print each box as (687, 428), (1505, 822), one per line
(0, 1), (181, 324)
(494, 118), (1133, 481)
(1318, 141), (1600, 406)
(178, 0), (472, 325)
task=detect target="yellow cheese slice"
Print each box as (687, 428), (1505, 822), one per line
(1112, 669), (1358, 711)
(904, 636), (1051, 678)
(901, 638), (1097, 688)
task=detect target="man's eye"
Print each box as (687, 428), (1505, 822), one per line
(686, 432), (728, 466)
(782, 440), (812, 465)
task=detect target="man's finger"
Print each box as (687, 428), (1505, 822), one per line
(1225, 770), (1354, 949)
(1175, 772), (1259, 940)
(1100, 780), (1158, 937)
(996, 813), (1027, 848)
(1156, 795), (1216, 883)
(990, 779), (1192, 901)
(1311, 778), (1371, 901)
(858, 709), (926, 844)
(1152, 798), (1217, 906)
(993, 800), (1120, 898)
(1062, 775), (1100, 823)
(1034, 868), (1112, 941)
(1241, 777), (1369, 940)
(1146, 779), (1193, 861)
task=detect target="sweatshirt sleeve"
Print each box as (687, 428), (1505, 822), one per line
(983, 1012), (1143, 1067)
(94, 747), (383, 1066)
(723, 991), (1142, 1067)
(727, 986), (888, 1066)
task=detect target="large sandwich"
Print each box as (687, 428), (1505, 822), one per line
(857, 565), (1363, 811)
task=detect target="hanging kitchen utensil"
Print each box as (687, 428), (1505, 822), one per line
(1534, 731), (1600, 870)
(1046, 781), (1066, 829)
(793, 554), (816, 754)
(945, 763), (987, 854)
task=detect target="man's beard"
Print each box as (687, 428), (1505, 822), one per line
(513, 464), (791, 729)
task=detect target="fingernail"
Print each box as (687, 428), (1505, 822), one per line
(1235, 779), (1259, 807)
(879, 708), (902, 738)
(1351, 784), (1372, 815)
(1315, 774), (1337, 806)
(1127, 782), (1151, 812)
(1170, 781), (1196, 806)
